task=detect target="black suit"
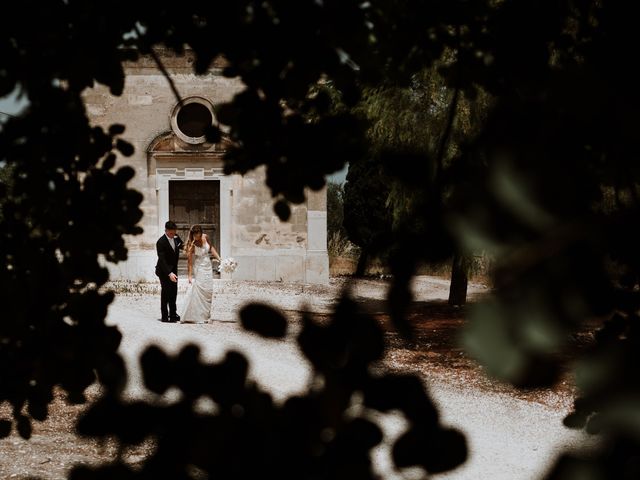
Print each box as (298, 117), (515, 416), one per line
(155, 234), (183, 320)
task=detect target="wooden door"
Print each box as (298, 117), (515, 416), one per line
(169, 180), (220, 275)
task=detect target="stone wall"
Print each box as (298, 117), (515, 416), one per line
(86, 49), (328, 284)
(84, 50), (244, 249)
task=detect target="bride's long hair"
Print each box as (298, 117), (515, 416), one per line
(186, 225), (203, 255)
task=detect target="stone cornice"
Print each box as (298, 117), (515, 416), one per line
(147, 131), (233, 154)
(121, 47), (230, 74)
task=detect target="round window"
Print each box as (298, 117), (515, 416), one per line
(170, 97), (216, 144)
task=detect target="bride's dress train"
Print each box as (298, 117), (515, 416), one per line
(180, 241), (214, 323)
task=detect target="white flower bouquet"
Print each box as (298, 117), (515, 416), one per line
(218, 257), (238, 274)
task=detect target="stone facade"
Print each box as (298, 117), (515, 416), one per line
(84, 49), (328, 284)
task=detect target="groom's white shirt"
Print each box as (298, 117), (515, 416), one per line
(165, 233), (176, 251)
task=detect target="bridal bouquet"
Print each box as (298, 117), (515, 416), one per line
(218, 257), (238, 274)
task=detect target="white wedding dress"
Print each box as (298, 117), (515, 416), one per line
(180, 240), (214, 323)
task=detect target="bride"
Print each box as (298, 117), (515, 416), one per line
(180, 224), (221, 323)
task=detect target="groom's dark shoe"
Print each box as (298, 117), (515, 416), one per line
(160, 317), (171, 323)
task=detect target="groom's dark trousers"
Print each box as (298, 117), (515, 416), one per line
(155, 234), (182, 321)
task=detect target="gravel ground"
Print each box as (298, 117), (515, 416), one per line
(0, 276), (596, 479)
(105, 277), (594, 480)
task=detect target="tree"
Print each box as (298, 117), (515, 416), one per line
(2, 1), (640, 478)
(327, 180), (358, 263)
(343, 155), (393, 276)
(349, 64), (494, 303)
(1, 2), (467, 477)
(0, 161), (11, 222)
(326, 181), (345, 239)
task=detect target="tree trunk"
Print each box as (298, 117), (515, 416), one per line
(448, 253), (469, 306)
(355, 249), (369, 277)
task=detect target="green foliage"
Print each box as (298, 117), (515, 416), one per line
(346, 61), (494, 293)
(0, 90), (142, 437)
(327, 230), (360, 261)
(327, 181), (346, 238)
(0, 161), (12, 222)
(343, 155), (394, 275)
(327, 181), (360, 261)
(1, 2), (469, 476)
(2, 0), (640, 478)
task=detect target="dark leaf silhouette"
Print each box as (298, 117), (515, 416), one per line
(108, 124), (126, 136)
(16, 415), (32, 440)
(274, 199), (291, 221)
(140, 346), (172, 395)
(239, 303), (288, 338)
(72, 296), (466, 478)
(393, 426), (467, 473)
(1, 1), (639, 478)
(0, 419), (12, 438)
(115, 138), (135, 157)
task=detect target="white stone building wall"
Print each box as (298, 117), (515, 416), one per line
(84, 50), (328, 284)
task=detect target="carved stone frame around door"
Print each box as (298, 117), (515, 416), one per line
(147, 131), (234, 279)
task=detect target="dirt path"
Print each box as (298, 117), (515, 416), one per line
(0, 276), (595, 479)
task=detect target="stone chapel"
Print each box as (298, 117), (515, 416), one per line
(83, 48), (328, 284)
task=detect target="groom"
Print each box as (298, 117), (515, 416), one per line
(155, 220), (184, 322)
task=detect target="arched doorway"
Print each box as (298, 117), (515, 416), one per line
(147, 129), (234, 277)
(169, 179), (221, 275)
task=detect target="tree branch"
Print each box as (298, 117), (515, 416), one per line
(433, 28), (461, 194)
(434, 84), (459, 186)
(134, 25), (183, 105)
